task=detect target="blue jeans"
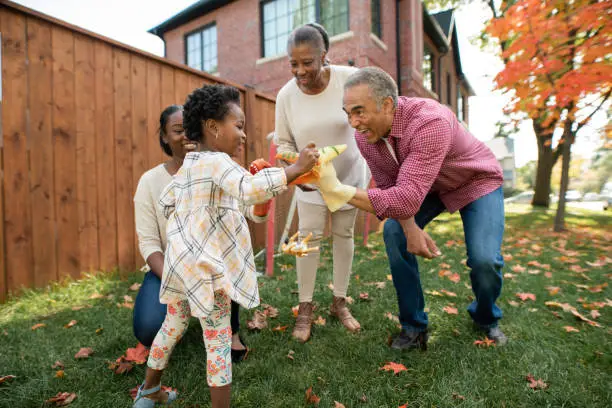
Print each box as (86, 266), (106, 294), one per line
(383, 187), (504, 333)
(133, 271), (241, 347)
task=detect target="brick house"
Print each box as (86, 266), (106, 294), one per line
(150, 0), (474, 125)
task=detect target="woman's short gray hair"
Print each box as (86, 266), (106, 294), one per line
(344, 67), (398, 108)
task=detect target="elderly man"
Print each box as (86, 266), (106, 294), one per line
(318, 67), (507, 350)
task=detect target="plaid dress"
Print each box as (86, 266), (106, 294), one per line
(158, 151), (287, 318)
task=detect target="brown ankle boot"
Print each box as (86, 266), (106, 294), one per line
(292, 302), (314, 343)
(330, 296), (361, 333)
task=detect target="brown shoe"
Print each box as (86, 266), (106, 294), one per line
(292, 302), (314, 343)
(330, 296), (361, 333)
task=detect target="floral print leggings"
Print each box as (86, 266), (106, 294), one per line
(147, 291), (232, 387)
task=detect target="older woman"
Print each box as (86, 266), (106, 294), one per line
(133, 104), (267, 361)
(274, 23), (368, 342)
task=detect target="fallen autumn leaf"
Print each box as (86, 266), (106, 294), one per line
(379, 362), (408, 375)
(74, 348), (93, 359)
(45, 392), (77, 406)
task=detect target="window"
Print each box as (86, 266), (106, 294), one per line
(422, 45), (434, 92)
(371, 0), (381, 38)
(457, 84), (464, 122)
(261, 0), (349, 58)
(320, 0), (349, 37)
(186, 24), (217, 73)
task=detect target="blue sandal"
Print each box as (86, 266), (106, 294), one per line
(133, 383), (178, 407)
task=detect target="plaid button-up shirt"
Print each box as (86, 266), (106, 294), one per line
(158, 152), (287, 318)
(356, 97), (503, 220)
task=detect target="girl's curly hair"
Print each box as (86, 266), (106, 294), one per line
(183, 84), (241, 143)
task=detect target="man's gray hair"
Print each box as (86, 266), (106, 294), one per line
(344, 67), (398, 108)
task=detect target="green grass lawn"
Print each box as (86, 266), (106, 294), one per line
(1, 205), (610, 408)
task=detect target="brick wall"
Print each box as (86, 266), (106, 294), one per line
(163, 0), (408, 96)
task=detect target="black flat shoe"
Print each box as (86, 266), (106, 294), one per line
(390, 330), (428, 351)
(231, 336), (248, 363)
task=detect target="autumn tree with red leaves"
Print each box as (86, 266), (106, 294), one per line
(486, 0), (611, 229)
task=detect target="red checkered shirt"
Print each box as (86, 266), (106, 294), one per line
(355, 97), (503, 220)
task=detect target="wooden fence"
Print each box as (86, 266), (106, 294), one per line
(0, 1), (378, 301)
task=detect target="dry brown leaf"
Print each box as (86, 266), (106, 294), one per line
(379, 361), (408, 375)
(386, 274), (392, 281)
(0, 375), (16, 384)
(261, 304), (279, 318)
(440, 289), (457, 297)
(45, 392), (77, 406)
(545, 301), (574, 312)
(563, 326), (579, 333)
(438, 269), (452, 277)
(588, 283), (608, 293)
(328, 282), (334, 291)
(287, 350), (295, 360)
(504, 273), (516, 280)
(570, 309), (602, 327)
(452, 392), (466, 400)
(385, 312), (399, 322)
(117, 302), (134, 309)
(440, 262), (451, 268)
(546, 286), (560, 296)
(272, 325), (289, 332)
(89, 293), (104, 300)
(128, 283), (142, 291)
(516, 293), (536, 302)
(525, 374), (548, 390)
(334, 402), (346, 408)
(545, 272), (553, 278)
(313, 316), (326, 326)
(359, 292), (370, 300)
(443, 306), (458, 315)
(246, 310), (268, 330)
(305, 386), (321, 405)
(292, 305), (299, 318)
(360, 394), (368, 402)
(124, 343), (149, 364)
(95, 328), (104, 335)
(52, 361), (64, 370)
(108, 358), (134, 375)
(345, 296), (354, 304)
(452, 328), (461, 336)
(64, 320), (77, 329)
(55, 370), (65, 378)
(74, 347), (93, 359)
(448, 273), (461, 283)
(511, 265), (526, 273)
(31, 323), (46, 331)
(507, 300), (520, 307)
(590, 310), (601, 319)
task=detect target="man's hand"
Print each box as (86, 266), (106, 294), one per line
(399, 218), (441, 259)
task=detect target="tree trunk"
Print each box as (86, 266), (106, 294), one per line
(532, 119), (555, 207)
(554, 124), (574, 232)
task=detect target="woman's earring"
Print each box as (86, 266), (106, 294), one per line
(215, 129), (219, 139)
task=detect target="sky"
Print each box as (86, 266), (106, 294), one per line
(11, 0), (607, 167)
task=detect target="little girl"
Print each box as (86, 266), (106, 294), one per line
(133, 84), (319, 408)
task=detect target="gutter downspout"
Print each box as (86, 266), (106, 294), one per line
(395, 0), (402, 95)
